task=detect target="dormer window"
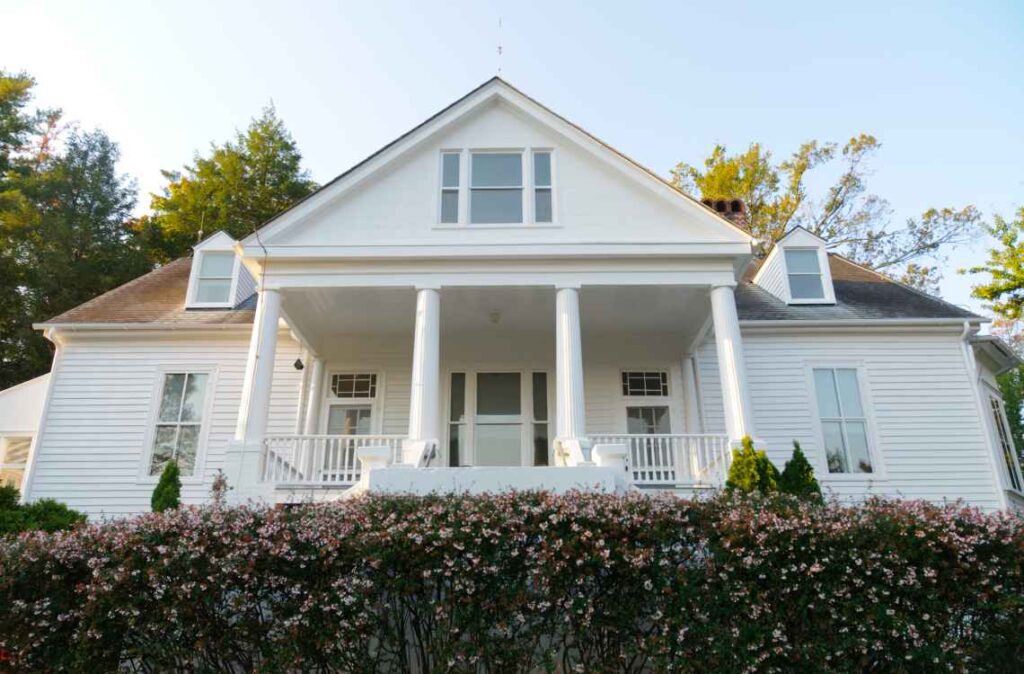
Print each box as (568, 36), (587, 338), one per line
(186, 232), (248, 309)
(785, 249), (826, 301)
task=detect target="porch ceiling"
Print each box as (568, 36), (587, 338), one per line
(281, 285), (710, 355)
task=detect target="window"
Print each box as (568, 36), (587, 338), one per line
(989, 394), (1023, 492)
(626, 406), (671, 434)
(533, 151), (552, 223)
(471, 152), (523, 224)
(622, 371), (669, 397)
(532, 372), (549, 465)
(150, 373), (208, 476)
(448, 373), (467, 466)
(440, 152), (460, 223)
(813, 368), (873, 474)
(785, 249), (825, 301)
(194, 252), (235, 304)
(331, 373), (377, 399)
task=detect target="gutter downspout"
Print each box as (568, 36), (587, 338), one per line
(960, 321), (1010, 511)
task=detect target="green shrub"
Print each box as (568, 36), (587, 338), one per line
(0, 493), (1021, 672)
(150, 461), (181, 513)
(0, 486), (85, 535)
(778, 440), (822, 501)
(725, 435), (778, 494)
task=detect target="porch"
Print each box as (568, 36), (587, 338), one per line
(225, 278), (755, 502)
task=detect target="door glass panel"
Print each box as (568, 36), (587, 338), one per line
(475, 424), (522, 466)
(476, 373), (521, 421)
(327, 406), (372, 435)
(532, 372), (549, 466)
(449, 424), (466, 467)
(450, 373), (466, 422)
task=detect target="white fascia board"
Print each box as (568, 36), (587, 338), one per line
(33, 322), (255, 334)
(238, 241), (753, 261)
(740, 318), (984, 331)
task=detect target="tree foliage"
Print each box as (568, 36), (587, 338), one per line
(969, 207), (1024, 319)
(0, 71), (149, 388)
(0, 485), (86, 535)
(672, 135), (980, 293)
(151, 461), (181, 513)
(138, 105), (317, 262)
(778, 441), (822, 501)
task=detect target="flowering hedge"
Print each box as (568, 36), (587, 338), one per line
(0, 493), (1021, 673)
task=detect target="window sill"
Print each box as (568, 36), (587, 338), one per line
(432, 223), (562, 230)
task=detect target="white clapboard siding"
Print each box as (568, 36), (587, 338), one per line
(752, 248), (787, 301)
(697, 328), (1002, 511)
(29, 331), (302, 518)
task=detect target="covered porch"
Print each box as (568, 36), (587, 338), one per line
(226, 274), (756, 501)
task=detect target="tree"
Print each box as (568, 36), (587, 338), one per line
(725, 436), (778, 494)
(142, 105), (317, 261)
(672, 136), (981, 293)
(778, 441), (822, 501)
(968, 207), (1024, 319)
(151, 461), (181, 513)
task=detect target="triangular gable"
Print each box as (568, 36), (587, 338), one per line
(242, 77), (753, 249)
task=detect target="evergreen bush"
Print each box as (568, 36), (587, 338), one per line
(0, 485), (85, 535)
(778, 441), (822, 501)
(725, 435), (778, 494)
(150, 461), (181, 513)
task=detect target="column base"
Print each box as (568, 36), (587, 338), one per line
(224, 439), (273, 505)
(401, 438), (439, 467)
(554, 437), (594, 466)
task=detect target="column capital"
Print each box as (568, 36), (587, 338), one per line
(709, 282), (737, 291)
(414, 283), (442, 291)
(554, 283), (582, 290)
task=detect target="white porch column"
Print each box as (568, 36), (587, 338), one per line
(302, 356), (325, 435)
(709, 284), (756, 443)
(555, 286), (590, 464)
(226, 288), (282, 501)
(681, 354), (702, 434)
(404, 287), (441, 465)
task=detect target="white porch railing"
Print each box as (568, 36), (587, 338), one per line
(589, 434), (732, 487)
(260, 434), (405, 486)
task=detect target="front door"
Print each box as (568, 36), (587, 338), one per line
(474, 372), (522, 466)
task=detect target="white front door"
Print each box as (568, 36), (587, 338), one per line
(474, 372), (522, 466)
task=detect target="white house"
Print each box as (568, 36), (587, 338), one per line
(15, 78), (1024, 517)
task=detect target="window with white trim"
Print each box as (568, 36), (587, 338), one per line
(812, 367), (873, 474)
(331, 373), (377, 399)
(440, 152), (460, 224)
(150, 373), (208, 476)
(326, 373), (378, 435)
(533, 151), (552, 223)
(626, 406), (671, 434)
(470, 152), (523, 224)
(988, 394), (1023, 492)
(785, 249), (826, 301)
(194, 252), (235, 304)
(622, 371), (669, 397)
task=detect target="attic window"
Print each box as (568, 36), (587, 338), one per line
(785, 249), (825, 301)
(194, 252), (235, 305)
(470, 152), (523, 224)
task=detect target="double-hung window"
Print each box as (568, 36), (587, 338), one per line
(785, 249), (826, 301)
(194, 252), (235, 304)
(470, 152), (523, 224)
(150, 372), (209, 476)
(326, 373), (377, 435)
(532, 151), (552, 223)
(440, 152), (460, 224)
(813, 367), (873, 474)
(988, 393), (1024, 492)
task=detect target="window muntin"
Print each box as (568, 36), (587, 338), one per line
(150, 373), (208, 476)
(533, 151), (552, 223)
(470, 152), (523, 224)
(331, 374), (377, 399)
(626, 406), (671, 434)
(785, 249), (825, 300)
(195, 252), (235, 304)
(989, 395), (1024, 492)
(813, 368), (873, 474)
(440, 152), (460, 224)
(622, 371), (669, 397)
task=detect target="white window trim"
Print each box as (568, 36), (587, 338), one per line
(617, 367), (681, 434)
(138, 365), (218, 484)
(433, 148), (561, 229)
(781, 246), (835, 305)
(804, 361), (885, 480)
(320, 370), (385, 435)
(981, 381), (1024, 495)
(186, 251), (242, 309)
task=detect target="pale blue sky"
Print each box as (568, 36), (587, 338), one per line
(3, 0), (1022, 314)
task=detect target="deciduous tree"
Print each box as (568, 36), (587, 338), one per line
(672, 136), (980, 293)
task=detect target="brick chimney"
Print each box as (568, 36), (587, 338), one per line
(701, 198), (748, 229)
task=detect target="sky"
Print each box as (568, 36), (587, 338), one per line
(2, 0), (1023, 315)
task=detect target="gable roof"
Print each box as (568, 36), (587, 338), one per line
(243, 76), (753, 247)
(738, 254), (982, 322)
(38, 257), (255, 328)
